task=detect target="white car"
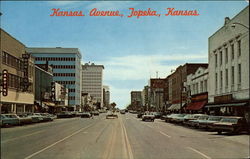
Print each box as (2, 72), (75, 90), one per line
(142, 112), (155, 122)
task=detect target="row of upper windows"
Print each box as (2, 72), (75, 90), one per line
(2, 51), (23, 71)
(35, 57), (76, 61)
(55, 81), (76, 85)
(8, 73), (33, 92)
(52, 65), (76, 69)
(214, 39), (241, 67)
(215, 64), (241, 90)
(54, 73), (75, 77)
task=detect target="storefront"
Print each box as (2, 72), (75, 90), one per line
(185, 92), (208, 113)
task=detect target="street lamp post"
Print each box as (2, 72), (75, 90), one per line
(231, 22), (249, 30)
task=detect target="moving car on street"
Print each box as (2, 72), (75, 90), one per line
(137, 112), (144, 118)
(106, 112), (118, 119)
(57, 111), (74, 118)
(142, 112), (155, 122)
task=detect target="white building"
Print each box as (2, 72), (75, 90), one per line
(185, 66), (208, 112)
(186, 67), (208, 96)
(207, 6), (249, 117)
(82, 63), (104, 108)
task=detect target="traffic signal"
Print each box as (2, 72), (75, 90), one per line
(2, 69), (8, 96)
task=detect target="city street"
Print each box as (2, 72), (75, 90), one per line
(1, 113), (249, 159)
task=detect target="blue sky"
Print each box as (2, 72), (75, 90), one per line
(1, 1), (248, 108)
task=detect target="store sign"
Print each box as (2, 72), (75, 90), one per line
(150, 79), (165, 88)
(22, 53), (30, 92)
(2, 69), (8, 96)
(214, 94), (232, 103)
(191, 93), (208, 102)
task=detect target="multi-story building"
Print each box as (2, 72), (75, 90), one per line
(131, 91), (142, 110)
(142, 85), (150, 110)
(167, 63), (208, 112)
(206, 6), (249, 119)
(26, 47), (82, 108)
(1, 29), (35, 113)
(103, 85), (110, 109)
(185, 66), (209, 113)
(150, 78), (165, 111)
(82, 63), (104, 108)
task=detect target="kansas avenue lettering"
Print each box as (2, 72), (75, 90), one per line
(128, 8), (160, 18)
(50, 8), (84, 16)
(89, 8), (122, 16)
(165, 8), (199, 16)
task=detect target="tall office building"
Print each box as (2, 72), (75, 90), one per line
(26, 47), (82, 107)
(82, 63), (104, 108)
(103, 85), (110, 108)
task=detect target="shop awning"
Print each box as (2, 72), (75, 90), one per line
(167, 103), (185, 110)
(186, 101), (207, 110)
(43, 102), (55, 107)
(205, 102), (247, 108)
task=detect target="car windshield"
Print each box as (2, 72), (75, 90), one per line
(198, 116), (208, 120)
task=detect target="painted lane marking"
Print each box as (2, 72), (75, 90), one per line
(121, 118), (134, 159)
(1, 130), (45, 144)
(24, 122), (96, 159)
(187, 147), (211, 159)
(159, 131), (171, 138)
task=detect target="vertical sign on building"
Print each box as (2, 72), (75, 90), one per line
(2, 69), (8, 96)
(51, 81), (55, 101)
(22, 53), (30, 92)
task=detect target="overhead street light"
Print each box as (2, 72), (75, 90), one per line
(231, 22), (249, 30)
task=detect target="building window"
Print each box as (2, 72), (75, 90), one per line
(225, 47), (228, 64)
(238, 40), (241, 57)
(225, 69), (228, 88)
(220, 71), (223, 89)
(215, 54), (218, 68)
(238, 64), (241, 84)
(200, 81), (203, 93)
(231, 66), (234, 85)
(220, 51), (223, 66)
(231, 44), (234, 60)
(215, 73), (218, 91)
(204, 80), (207, 92)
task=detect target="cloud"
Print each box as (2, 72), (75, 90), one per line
(98, 54), (207, 81)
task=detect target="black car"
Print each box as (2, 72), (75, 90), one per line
(81, 112), (92, 118)
(57, 112), (73, 118)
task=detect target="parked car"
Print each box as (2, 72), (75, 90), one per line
(57, 111), (73, 118)
(153, 112), (162, 119)
(171, 114), (187, 123)
(17, 113), (33, 125)
(211, 116), (250, 134)
(106, 112), (118, 119)
(165, 114), (179, 122)
(187, 115), (209, 128)
(184, 114), (208, 126)
(92, 111), (100, 116)
(142, 112), (155, 122)
(81, 112), (92, 118)
(198, 116), (223, 129)
(0, 114), (20, 127)
(40, 113), (54, 121)
(27, 113), (44, 123)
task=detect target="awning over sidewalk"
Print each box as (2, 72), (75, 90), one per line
(167, 103), (185, 110)
(43, 102), (55, 107)
(186, 101), (207, 110)
(205, 102), (247, 108)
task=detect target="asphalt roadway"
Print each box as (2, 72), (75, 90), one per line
(1, 113), (249, 159)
